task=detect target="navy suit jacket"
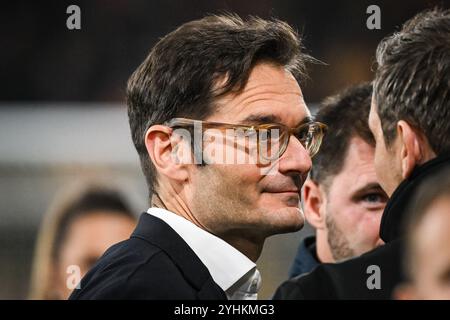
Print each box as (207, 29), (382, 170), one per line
(289, 236), (320, 278)
(69, 213), (227, 300)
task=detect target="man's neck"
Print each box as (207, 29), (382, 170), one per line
(151, 193), (263, 262)
(151, 192), (205, 229)
(315, 230), (335, 263)
(218, 233), (264, 262)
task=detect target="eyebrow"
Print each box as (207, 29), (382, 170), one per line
(350, 183), (387, 200)
(240, 114), (313, 126)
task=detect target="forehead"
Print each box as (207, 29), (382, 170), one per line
(330, 136), (377, 190)
(208, 63), (310, 126)
(64, 213), (134, 252)
(344, 136), (376, 166)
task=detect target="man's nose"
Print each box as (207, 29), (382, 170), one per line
(278, 135), (312, 175)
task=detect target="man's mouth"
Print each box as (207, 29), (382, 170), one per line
(262, 187), (301, 200)
(262, 174), (304, 196)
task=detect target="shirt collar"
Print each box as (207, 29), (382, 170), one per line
(146, 207), (257, 293)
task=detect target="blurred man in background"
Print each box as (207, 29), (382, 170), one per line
(275, 8), (450, 299)
(289, 83), (388, 278)
(29, 182), (136, 299)
(395, 166), (450, 300)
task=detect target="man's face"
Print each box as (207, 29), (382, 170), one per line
(407, 197), (450, 299)
(322, 136), (388, 261)
(189, 63), (312, 241)
(368, 97), (403, 196)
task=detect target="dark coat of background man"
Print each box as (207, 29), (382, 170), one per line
(275, 8), (450, 299)
(69, 14), (327, 300)
(289, 83), (388, 278)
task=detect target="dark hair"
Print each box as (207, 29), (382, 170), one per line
(310, 83), (375, 185)
(373, 8), (450, 153)
(52, 187), (134, 261)
(403, 165), (450, 280)
(126, 13), (312, 196)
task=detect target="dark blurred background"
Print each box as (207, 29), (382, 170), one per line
(3, 0), (448, 102)
(0, 0), (447, 299)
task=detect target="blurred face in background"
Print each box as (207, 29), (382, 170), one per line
(55, 211), (136, 299)
(397, 197), (450, 300)
(324, 137), (387, 260)
(305, 136), (388, 262)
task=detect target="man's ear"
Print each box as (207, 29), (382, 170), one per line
(396, 120), (422, 179)
(144, 125), (189, 183)
(303, 179), (326, 230)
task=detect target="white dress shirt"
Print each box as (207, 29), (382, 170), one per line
(147, 207), (261, 300)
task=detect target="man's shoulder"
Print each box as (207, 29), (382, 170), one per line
(274, 240), (403, 300)
(69, 237), (197, 299)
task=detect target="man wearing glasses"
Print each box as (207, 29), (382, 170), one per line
(69, 14), (325, 300)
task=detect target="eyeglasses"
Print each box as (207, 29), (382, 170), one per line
(163, 117), (327, 162)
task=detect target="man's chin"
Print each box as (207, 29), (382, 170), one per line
(268, 206), (305, 233)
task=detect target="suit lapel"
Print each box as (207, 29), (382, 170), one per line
(131, 213), (227, 299)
